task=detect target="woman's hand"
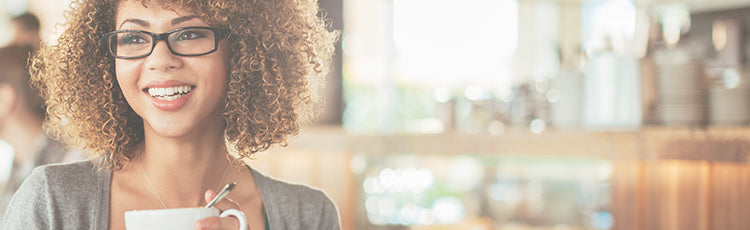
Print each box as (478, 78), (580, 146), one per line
(195, 190), (246, 230)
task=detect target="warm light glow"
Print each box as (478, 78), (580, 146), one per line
(530, 119), (546, 134)
(662, 24), (681, 47)
(713, 19), (727, 51)
(546, 89), (561, 103)
(364, 166), (436, 225)
(721, 69), (741, 89)
(658, 5), (691, 47)
(432, 197), (466, 224)
(433, 87), (452, 103)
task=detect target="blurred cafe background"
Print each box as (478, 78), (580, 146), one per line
(2, 0), (750, 229)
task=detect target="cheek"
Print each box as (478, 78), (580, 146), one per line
(203, 63), (228, 93)
(115, 60), (137, 82)
(114, 61), (139, 96)
(205, 47), (231, 86)
(115, 60), (131, 77)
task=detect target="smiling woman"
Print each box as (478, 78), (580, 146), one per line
(3, 0), (340, 230)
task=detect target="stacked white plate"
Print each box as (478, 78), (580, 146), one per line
(708, 69), (750, 126)
(652, 49), (707, 126)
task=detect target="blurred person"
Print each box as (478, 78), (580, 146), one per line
(9, 13), (41, 48)
(4, 0), (340, 229)
(0, 45), (86, 226)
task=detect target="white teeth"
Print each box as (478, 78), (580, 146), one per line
(147, 85), (193, 100)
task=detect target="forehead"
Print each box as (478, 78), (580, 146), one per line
(115, 0), (196, 25)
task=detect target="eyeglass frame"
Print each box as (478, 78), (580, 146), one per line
(102, 26), (231, 59)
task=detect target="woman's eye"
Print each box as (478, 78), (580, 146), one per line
(121, 34), (147, 45)
(176, 31), (207, 41)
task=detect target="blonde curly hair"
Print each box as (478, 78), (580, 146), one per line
(31, 0), (338, 171)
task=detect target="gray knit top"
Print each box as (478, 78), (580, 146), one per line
(3, 160), (340, 230)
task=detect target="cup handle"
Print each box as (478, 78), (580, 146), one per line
(219, 209), (248, 230)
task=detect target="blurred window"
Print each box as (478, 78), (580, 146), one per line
(342, 0), (518, 134)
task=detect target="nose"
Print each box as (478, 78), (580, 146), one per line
(144, 40), (183, 72)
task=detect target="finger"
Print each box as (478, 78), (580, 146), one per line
(204, 190), (218, 203)
(194, 216), (240, 230)
(204, 190), (240, 211)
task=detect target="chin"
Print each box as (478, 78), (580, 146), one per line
(152, 127), (193, 138)
(143, 120), (194, 138)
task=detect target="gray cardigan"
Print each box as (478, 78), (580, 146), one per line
(3, 160), (340, 230)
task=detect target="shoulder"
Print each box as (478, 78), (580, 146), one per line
(251, 168), (340, 229)
(3, 160), (110, 229)
(252, 169), (334, 208)
(39, 159), (99, 175)
(34, 160), (104, 190)
(13, 160), (102, 196)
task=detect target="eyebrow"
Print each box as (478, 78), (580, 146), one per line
(119, 18), (149, 28)
(171, 15), (200, 26)
(119, 15), (201, 29)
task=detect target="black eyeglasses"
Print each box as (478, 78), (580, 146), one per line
(103, 27), (230, 59)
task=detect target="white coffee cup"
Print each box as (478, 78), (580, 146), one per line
(125, 207), (247, 230)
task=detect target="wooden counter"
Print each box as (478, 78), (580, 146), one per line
(248, 125), (750, 230)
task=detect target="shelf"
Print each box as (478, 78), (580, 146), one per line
(289, 125), (750, 162)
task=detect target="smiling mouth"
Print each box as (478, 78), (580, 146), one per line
(146, 85), (194, 101)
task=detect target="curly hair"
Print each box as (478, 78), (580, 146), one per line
(30, 0), (338, 171)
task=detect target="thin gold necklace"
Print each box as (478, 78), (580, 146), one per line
(139, 156), (229, 209)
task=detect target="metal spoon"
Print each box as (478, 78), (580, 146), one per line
(205, 182), (236, 208)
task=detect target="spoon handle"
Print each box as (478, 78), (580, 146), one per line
(205, 182), (236, 208)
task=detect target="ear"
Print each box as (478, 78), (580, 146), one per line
(0, 84), (19, 118)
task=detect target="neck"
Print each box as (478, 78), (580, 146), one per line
(0, 115), (44, 164)
(137, 125), (232, 208)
